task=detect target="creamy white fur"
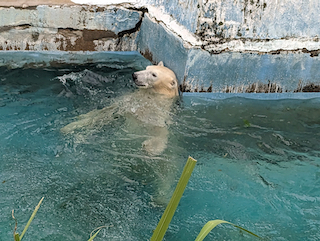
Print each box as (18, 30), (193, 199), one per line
(61, 62), (179, 155)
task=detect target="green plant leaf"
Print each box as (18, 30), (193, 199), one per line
(195, 220), (230, 241)
(14, 233), (20, 241)
(88, 229), (101, 241)
(88, 226), (107, 241)
(195, 219), (262, 241)
(20, 197), (44, 240)
(150, 156), (197, 241)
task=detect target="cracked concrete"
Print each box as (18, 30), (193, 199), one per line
(0, 4), (143, 51)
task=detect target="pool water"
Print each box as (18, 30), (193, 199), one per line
(0, 57), (320, 241)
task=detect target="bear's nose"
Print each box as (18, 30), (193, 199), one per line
(132, 73), (137, 80)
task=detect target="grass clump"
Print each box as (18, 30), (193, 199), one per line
(12, 197), (44, 241)
(151, 156), (262, 241)
(11, 156), (262, 241)
(12, 197), (104, 241)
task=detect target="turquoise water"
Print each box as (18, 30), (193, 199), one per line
(0, 57), (320, 241)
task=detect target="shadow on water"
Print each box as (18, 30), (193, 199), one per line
(0, 63), (320, 241)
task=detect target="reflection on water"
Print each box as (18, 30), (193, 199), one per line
(0, 63), (319, 241)
(171, 96), (320, 241)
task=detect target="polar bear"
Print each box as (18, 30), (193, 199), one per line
(61, 61), (179, 155)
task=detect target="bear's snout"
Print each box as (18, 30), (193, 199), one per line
(132, 73), (137, 81)
(132, 72), (146, 87)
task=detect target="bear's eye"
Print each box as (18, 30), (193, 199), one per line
(152, 73), (157, 77)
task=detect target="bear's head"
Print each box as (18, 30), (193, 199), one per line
(132, 61), (179, 98)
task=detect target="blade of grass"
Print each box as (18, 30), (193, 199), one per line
(195, 219), (262, 241)
(195, 220), (230, 241)
(150, 156), (197, 241)
(14, 233), (20, 241)
(12, 210), (20, 241)
(19, 197), (44, 240)
(88, 226), (107, 241)
(88, 229), (101, 241)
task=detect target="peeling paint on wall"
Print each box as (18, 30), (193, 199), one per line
(0, 4), (144, 51)
(0, 1), (320, 94)
(145, 0), (320, 54)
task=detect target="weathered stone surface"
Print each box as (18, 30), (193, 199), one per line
(145, 0), (320, 41)
(0, 1), (319, 94)
(0, 5), (143, 51)
(0, 0), (73, 7)
(136, 13), (320, 93)
(183, 49), (320, 93)
(144, 0), (320, 57)
(135, 2), (320, 93)
(144, 0), (200, 34)
(136, 13), (189, 83)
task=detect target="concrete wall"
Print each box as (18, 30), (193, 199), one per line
(144, 0), (200, 34)
(139, 0), (320, 93)
(0, 1), (319, 94)
(0, 4), (143, 51)
(144, 0), (320, 41)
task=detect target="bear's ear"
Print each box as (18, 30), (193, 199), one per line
(157, 61), (164, 67)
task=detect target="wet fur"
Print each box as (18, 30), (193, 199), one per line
(61, 62), (179, 156)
